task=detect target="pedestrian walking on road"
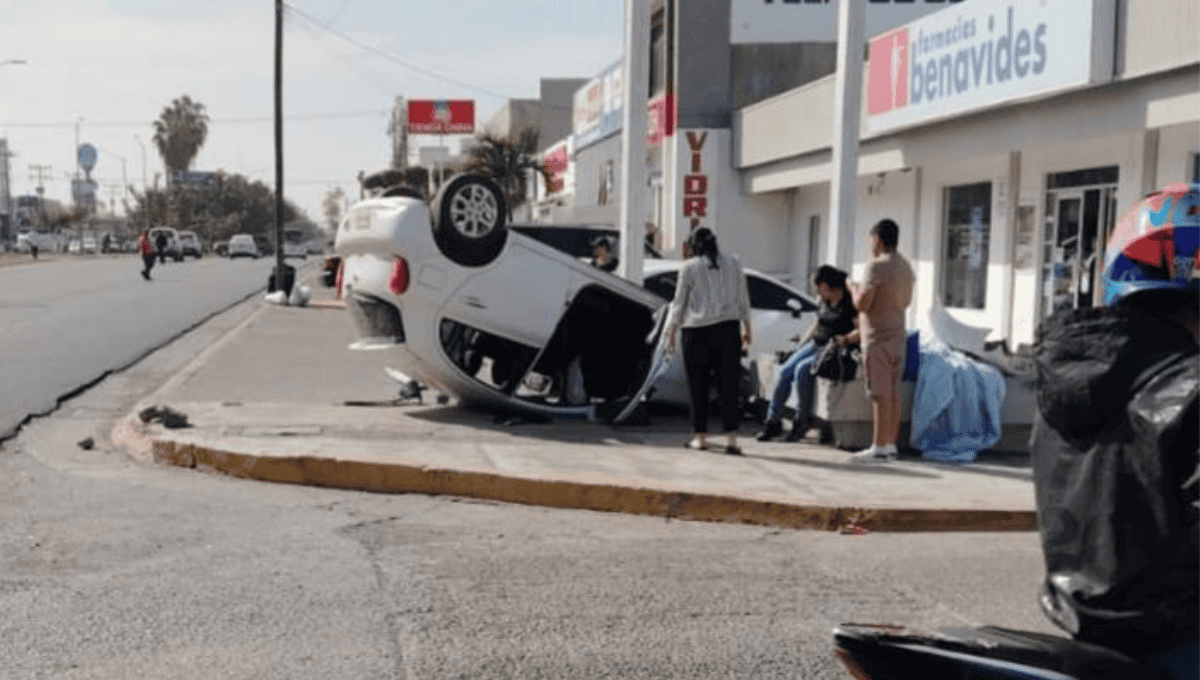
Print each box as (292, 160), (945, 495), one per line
(664, 227), (752, 455)
(138, 229), (156, 280)
(847, 218), (915, 463)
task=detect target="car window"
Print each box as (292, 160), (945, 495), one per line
(747, 274), (818, 312)
(643, 273), (678, 300)
(644, 270), (817, 313)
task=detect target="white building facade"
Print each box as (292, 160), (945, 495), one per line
(732, 0), (1199, 349)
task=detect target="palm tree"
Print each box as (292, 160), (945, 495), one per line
(152, 95), (209, 183)
(462, 128), (552, 209)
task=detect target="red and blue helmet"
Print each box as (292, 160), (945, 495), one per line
(1103, 182), (1200, 306)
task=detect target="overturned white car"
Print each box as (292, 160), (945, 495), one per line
(334, 173), (817, 421)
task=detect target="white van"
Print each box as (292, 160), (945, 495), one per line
(148, 227), (182, 262)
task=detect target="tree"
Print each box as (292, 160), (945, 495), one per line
(126, 171), (300, 243)
(152, 95), (210, 181)
(462, 128), (552, 210)
(322, 187), (346, 232)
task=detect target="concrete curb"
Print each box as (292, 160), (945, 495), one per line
(114, 416), (1038, 533)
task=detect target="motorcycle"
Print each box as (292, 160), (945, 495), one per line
(832, 622), (1155, 679)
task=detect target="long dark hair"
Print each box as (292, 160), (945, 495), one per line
(690, 227), (720, 269)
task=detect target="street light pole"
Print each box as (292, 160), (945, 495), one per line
(134, 135), (149, 235)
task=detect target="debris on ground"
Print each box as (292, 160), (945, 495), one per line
(138, 405), (191, 429)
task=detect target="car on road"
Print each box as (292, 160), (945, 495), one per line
(283, 228), (309, 259)
(177, 231), (202, 259)
(67, 239), (82, 254)
(253, 235), (275, 257)
(228, 234), (259, 259)
(213, 240), (229, 257)
(149, 227), (183, 262)
(334, 173), (818, 420)
(80, 236), (98, 254)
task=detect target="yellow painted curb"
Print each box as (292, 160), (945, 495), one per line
(142, 435), (1038, 533)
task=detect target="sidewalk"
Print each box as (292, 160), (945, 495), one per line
(111, 273), (1039, 533)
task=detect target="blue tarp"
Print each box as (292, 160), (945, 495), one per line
(910, 333), (1006, 464)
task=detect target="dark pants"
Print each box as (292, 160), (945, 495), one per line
(142, 254), (155, 276)
(681, 320), (741, 434)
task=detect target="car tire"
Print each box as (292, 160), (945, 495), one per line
(432, 173), (508, 268)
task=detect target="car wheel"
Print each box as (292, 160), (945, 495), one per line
(432, 173), (507, 267)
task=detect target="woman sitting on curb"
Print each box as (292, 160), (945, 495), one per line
(757, 265), (859, 442)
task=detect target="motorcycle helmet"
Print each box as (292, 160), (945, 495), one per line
(1102, 182), (1200, 307)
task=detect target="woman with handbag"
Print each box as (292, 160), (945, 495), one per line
(757, 265), (859, 442)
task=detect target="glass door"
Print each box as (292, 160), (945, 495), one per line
(1041, 185), (1119, 318)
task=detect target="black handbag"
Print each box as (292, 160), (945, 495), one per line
(811, 342), (860, 382)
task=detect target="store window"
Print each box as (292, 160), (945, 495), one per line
(942, 182), (992, 309)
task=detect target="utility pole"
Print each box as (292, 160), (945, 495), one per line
(273, 0), (287, 292)
(29, 163), (51, 228)
(827, 0), (866, 271)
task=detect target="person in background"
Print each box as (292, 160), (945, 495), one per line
(664, 227), (752, 455)
(1031, 183), (1197, 680)
(138, 229), (156, 281)
(757, 265), (858, 442)
(155, 230), (168, 264)
(589, 235), (619, 273)
(847, 218), (914, 463)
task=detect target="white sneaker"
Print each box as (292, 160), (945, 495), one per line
(851, 445), (893, 464)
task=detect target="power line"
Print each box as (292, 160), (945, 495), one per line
(281, 3), (582, 116)
(283, 2), (515, 100)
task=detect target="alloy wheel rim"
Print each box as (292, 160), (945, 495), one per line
(449, 184), (499, 238)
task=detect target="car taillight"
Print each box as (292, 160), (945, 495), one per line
(389, 256), (410, 296)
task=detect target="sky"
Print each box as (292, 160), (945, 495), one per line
(0, 0), (625, 228)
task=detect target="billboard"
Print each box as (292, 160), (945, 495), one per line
(730, 0), (965, 44)
(865, 0), (1103, 135)
(573, 62), (624, 150)
(407, 99), (475, 134)
(541, 138), (573, 198)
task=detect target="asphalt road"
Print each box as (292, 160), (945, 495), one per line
(0, 292), (1063, 680)
(0, 253), (277, 439)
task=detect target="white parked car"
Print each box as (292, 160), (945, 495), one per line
(177, 231), (202, 259)
(334, 173), (819, 420)
(227, 233), (259, 259)
(80, 236), (98, 254)
(67, 239), (82, 254)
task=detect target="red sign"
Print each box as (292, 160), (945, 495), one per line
(683, 131), (708, 229)
(868, 28), (910, 115)
(646, 93), (675, 147)
(543, 144), (570, 194)
(407, 100), (475, 134)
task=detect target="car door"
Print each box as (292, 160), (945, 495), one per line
(745, 273), (817, 358)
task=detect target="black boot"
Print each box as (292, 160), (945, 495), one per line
(784, 417), (809, 442)
(756, 418), (783, 442)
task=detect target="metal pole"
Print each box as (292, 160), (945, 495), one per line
(617, 0), (650, 284)
(827, 0), (865, 271)
(273, 0), (286, 289)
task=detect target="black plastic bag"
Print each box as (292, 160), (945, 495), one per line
(1031, 305), (1199, 659)
(811, 342), (860, 382)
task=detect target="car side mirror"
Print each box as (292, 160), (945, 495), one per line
(786, 298), (803, 317)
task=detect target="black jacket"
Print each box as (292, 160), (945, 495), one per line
(1031, 304), (1198, 658)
